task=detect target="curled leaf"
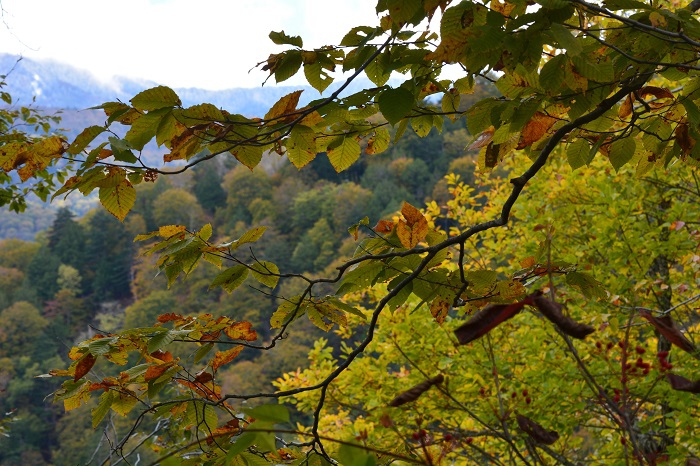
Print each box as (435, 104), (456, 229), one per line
(639, 310), (696, 354)
(516, 414), (560, 445)
(388, 375), (444, 407)
(454, 301), (527, 345)
(531, 291), (594, 339)
(467, 126), (494, 150)
(666, 374), (700, 394)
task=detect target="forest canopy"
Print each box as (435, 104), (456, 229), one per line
(2, 0), (700, 464)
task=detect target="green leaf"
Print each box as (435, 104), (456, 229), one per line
(68, 126), (105, 155)
(304, 61), (333, 93)
(411, 114), (435, 138)
(275, 51), (303, 83)
(550, 23), (582, 56)
(99, 177), (136, 222)
(609, 137), (636, 171)
(269, 30), (303, 47)
(287, 125), (317, 168)
(337, 441), (377, 466)
(223, 226), (267, 251)
(327, 135), (361, 172)
(92, 391), (115, 428)
(245, 404), (290, 423)
(539, 55), (567, 92)
(130, 86), (181, 111)
(231, 145), (264, 170)
(567, 271), (606, 299)
(147, 330), (175, 354)
(377, 87), (414, 125)
(250, 261), (280, 288)
(366, 127), (390, 155)
(125, 109), (170, 151)
(270, 296), (306, 329)
(111, 392), (138, 416)
(570, 55), (614, 83)
(194, 343), (214, 364)
(387, 0), (421, 23)
(467, 99), (495, 135)
(567, 138), (590, 170)
(465, 270), (499, 293)
(210, 265), (249, 294)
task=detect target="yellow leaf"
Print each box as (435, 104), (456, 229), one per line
(158, 225), (186, 238)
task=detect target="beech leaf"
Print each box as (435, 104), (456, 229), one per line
(74, 354), (97, 382)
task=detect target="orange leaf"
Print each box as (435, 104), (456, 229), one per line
(74, 354), (97, 382)
(210, 345), (244, 372)
(520, 256), (536, 268)
(374, 219), (395, 233)
(157, 312), (184, 323)
(517, 112), (557, 149)
(145, 362), (174, 382)
(401, 202), (425, 227)
(223, 321), (258, 341)
(150, 350), (173, 362)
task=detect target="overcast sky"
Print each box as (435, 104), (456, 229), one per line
(0, 0), (379, 90)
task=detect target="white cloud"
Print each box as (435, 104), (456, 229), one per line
(0, 0), (377, 89)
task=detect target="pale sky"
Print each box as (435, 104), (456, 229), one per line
(0, 0), (379, 90)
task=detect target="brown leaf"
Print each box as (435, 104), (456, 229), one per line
(619, 94), (635, 119)
(194, 370), (214, 384)
(639, 310), (697, 354)
(638, 86), (675, 102)
(430, 298), (450, 324)
(676, 122), (695, 155)
(666, 373), (700, 393)
(467, 126), (494, 151)
(374, 219), (395, 233)
(265, 90), (303, 122)
(454, 301), (527, 345)
(388, 374), (444, 407)
(210, 345), (244, 372)
(531, 291), (595, 339)
(516, 414), (560, 445)
(517, 112), (557, 149)
(484, 142), (500, 168)
(223, 321), (258, 342)
(74, 354), (97, 382)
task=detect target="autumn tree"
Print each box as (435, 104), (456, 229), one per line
(3, 0), (700, 464)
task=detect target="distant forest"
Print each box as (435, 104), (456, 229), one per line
(0, 82), (495, 465)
